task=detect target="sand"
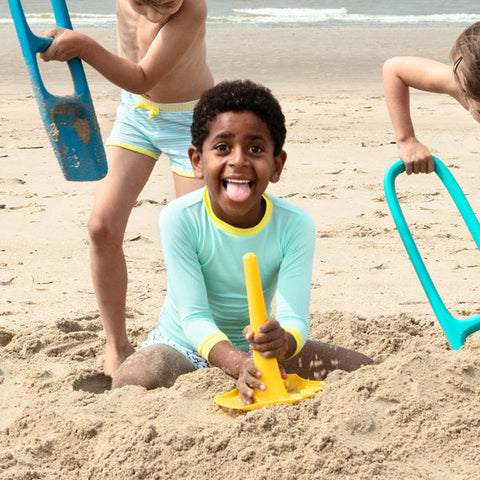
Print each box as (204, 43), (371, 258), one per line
(2, 25), (480, 479)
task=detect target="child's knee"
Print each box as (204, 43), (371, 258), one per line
(87, 211), (123, 246)
(111, 358), (156, 390)
(111, 345), (186, 390)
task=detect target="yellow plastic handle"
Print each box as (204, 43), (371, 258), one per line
(214, 252), (324, 410)
(243, 252), (268, 333)
(243, 253), (288, 400)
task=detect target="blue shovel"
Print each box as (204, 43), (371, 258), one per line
(8, 0), (108, 181)
(384, 156), (480, 349)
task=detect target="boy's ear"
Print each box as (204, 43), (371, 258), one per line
(189, 146), (204, 179)
(269, 150), (287, 184)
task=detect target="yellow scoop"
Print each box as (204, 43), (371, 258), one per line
(214, 253), (324, 410)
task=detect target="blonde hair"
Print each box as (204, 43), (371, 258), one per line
(450, 22), (480, 101)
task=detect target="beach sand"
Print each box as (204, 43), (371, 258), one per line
(2, 25), (480, 479)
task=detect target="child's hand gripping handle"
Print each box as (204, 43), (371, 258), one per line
(243, 253), (289, 400)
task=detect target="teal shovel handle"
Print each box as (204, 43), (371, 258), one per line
(384, 156), (480, 349)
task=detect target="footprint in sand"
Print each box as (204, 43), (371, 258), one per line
(0, 330), (14, 347)
(134, 198), (166, 207)
(72, 372), (112, 394)
(0, 178), (26, 185)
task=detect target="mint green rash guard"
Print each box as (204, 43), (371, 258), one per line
(150, 187), (316, 362)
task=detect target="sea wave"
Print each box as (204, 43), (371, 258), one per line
(2, 8), (480, 29)
(210, 8), (480, 26)
(0, 13), (116, 28)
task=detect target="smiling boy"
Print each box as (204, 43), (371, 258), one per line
(40, 0), (213, 376)
(112, 80), (373, 405)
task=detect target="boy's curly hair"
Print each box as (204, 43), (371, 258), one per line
(450, 22), (480, 101)
(191, 80), (286, 155)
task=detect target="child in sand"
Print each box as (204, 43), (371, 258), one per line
(383, 22), (480, 175)
(112, 80), (373, 405)
(40, 0), (213, 376)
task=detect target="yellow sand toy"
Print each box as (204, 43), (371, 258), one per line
(214, 253), (324, 411)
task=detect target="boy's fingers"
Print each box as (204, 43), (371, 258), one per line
(237, 361), (265, 404)
(257, 318), (279, 332)
(253, 335), (283, 351)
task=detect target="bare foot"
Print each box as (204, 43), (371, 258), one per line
(104, 341), (135, 377)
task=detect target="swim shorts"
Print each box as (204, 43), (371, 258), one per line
(142, 330), (211, 370)
(106, 90), (198, 177)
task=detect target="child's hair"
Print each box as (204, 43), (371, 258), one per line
(450, 22), (480, 101)
(191, 80), (286, 156)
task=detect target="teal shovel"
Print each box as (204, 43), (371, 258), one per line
(384, 156), (480, 349)
(8, 0), (107, 181)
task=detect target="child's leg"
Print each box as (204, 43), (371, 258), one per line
(88, 146), (155, 376)
(172, 171), (204, 197)
(281, 340), (373, 381)
(112, 344), (196, 390)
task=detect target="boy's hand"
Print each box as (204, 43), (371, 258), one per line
(243, 318), (290, 360)
(236, 357), (265, 405)
(236, 342), (289, 405)
(40, 28), (88, 63)
(397, 137), (435, 175)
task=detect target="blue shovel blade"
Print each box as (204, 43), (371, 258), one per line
(45, 96), (107, 181)
(384, 156), (480, 349)
(8, 0), (108, 181)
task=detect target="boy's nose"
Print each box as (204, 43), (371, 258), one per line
(229, 148), (247, 166)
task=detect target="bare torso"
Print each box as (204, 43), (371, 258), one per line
(116, 0), (213, 103)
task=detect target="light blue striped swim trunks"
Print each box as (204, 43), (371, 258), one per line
(142, 330), (211, 370)
(106, 90), (198, 177)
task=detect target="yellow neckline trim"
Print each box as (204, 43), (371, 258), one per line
(203, 188), (272, 236)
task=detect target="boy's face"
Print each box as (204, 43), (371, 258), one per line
(128, 0), (183, 23)
(189, 111), (286, 229)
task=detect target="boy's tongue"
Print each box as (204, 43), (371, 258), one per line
(225, 180), (251, 202)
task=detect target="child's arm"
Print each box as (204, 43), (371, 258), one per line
(39, 0), (206, 94)
(383, 56), (460, 174)
(208, 321), (294, 405)
(208, 340), (263, 404)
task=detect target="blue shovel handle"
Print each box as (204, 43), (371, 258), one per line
(49, 0), (89, 99)
(8, 0), (89, 100)
(8, 0), (107, 181)
(384, 156), (480, 349)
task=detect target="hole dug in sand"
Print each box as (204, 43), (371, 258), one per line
(72, 373), (112, 394)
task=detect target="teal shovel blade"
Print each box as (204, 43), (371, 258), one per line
(384, 156), (480, 349)
(8, 0), (107, 181)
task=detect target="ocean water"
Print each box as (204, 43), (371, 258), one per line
(1, 0), (480, 29)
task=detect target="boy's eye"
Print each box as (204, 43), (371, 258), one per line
(214, 144), (229, 152)
(249, 145), (263, 154)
